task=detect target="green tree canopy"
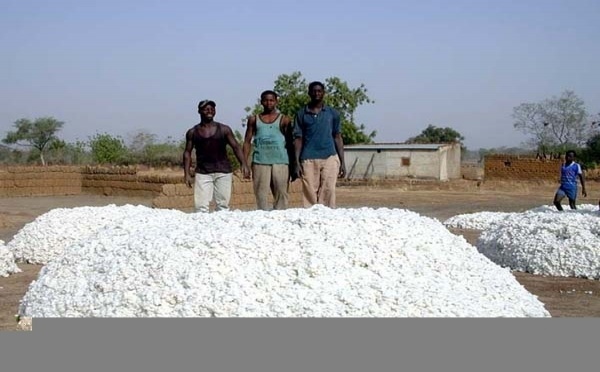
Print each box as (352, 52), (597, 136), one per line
(245, 71), (376, 144)
(89, 133), (127, 164)
(513, 90), (593, 152)
(406, 125), (465, 144)
(2, 116), (64, 165)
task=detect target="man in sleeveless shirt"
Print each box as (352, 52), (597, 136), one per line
(292, 82), (346, 208)
(183, 100), (250, 212)
(242, 90), (295, 210)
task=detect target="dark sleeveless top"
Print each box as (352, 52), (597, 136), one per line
(193, 122), (233, 174)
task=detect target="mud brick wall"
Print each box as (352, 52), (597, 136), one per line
(0, 165), (82, 197)
(0, 164), (317, 211)
(484, 155), (562, 181)
(82, 165), (166, 197)
(461, 163), (484, 180)
(153, 174), (304, 210)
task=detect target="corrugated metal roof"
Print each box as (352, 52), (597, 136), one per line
(344, 143), (452, 151)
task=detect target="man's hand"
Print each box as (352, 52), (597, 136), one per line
(242, 165), (251, 179)
(185, 174), (194, 188)
(293, 163), (303, 180)
(338, 164), (346, 179)
(583, 188), (588, 197)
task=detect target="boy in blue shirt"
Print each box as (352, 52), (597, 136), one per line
(554, 150), (587, 210)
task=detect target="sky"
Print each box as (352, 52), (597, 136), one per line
(1, 0), (599, 150)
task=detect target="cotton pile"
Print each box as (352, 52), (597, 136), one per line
(444, 211), (515, 230)
(477, 209), (600, 278)
(1, 239), (21, 277)
(444, 204), (599, 230)
(19, 205), (549, 317)
(7, 204), (186, 264)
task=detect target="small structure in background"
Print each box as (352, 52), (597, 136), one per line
(343, 143), (461, 181)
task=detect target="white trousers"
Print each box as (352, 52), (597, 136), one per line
(194, 172), (232, 213)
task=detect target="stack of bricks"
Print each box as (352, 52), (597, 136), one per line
(484, 155), (562, 181)
(0, 165), (82, 197)
(0, 164), (305, 211)
(82, 165), (165, 197)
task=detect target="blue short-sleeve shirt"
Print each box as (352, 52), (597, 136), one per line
(293, 105), (341, 161)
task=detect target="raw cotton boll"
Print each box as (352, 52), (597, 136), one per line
(1, 239), (21, 277)
(19, 206), (550, 317)
(477, 211), (600, 278)
(7, 204), (186, 264)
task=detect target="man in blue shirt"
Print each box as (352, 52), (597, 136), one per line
(292, 81), (346, 208)
(554, 150), (587, 210)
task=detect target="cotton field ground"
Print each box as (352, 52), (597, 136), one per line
(2, 185), (600, 328)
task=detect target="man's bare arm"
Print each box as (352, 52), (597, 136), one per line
(242, 115), (256, 168)
(334, 133), (346, 178)
(183, 128), (195, 187)
(224, 125), (250, 177)
(580, 173), (587, 197)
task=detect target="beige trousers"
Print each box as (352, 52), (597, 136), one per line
(252, 163), (289, 210)
(300, 155), (340, 208)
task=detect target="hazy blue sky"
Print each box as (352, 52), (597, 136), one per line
(1, 0), (599, 149)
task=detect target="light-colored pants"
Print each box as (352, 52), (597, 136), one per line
(194, 172), (232, 213)
(252, 163), (289, 210)
(300, 155), (340, 208)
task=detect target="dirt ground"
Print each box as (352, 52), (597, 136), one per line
(1, 187), (599, 329)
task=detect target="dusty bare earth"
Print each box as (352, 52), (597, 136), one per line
(1, 187), (600, 329)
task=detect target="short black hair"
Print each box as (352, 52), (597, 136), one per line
(308, 81), (325, 91)
(260, 90), (278, 99)
(566, 150), (576, 157)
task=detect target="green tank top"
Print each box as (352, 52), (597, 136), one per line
(252, 114), (289, 165)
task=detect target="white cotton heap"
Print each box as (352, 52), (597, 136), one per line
(1, 239), (21, 277)
(7, 204), (187, 264)
(444, 211), (515, 230)
(19, 205), (549, 317)
(443, 204), (599, 230)
(477, 209), (600, 279)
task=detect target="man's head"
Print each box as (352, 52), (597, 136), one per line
(566, 150), (576, 163)
(308, 81), (325, 103)
(198, 99), (216, 121)
(260, 90), (278, 112)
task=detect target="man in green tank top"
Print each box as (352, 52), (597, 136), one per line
(242, 90), (295, 210)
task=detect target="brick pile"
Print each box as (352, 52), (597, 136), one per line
(0, 166), (82, 197)
(0, 165), (303, 211)
(82, 165), (165, 197)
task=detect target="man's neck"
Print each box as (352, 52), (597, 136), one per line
(200, 119), (215, 125)
(308, 100), (324, 109)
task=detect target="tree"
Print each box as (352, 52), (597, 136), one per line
(513, 90), (593, 153)
(46, 140), (91, 165)
(2, 117), (64, 165)
(245, 71), (376, 144)
(89, 133), (127, 164)
(406, 125), (465, 144)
